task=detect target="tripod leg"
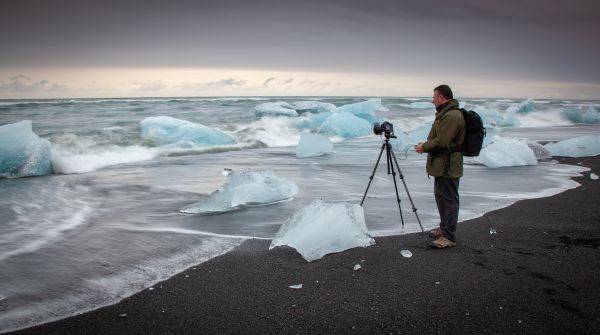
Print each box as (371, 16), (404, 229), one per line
(386, 143), (405, 227)
(360, 142), (387, 206)
(389, 145), (430, 243)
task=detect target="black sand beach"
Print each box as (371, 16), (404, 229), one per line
(8, 157), (600, 335)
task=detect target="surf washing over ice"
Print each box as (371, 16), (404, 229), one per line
(0, 96), (598, 332)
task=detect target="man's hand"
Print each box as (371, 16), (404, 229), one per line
(416, 142), (424, 154)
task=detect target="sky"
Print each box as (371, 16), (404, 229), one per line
(1, 0), (599, 99)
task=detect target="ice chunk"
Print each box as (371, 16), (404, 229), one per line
(400, 250), (413, 258)
(140, 116), (236, 146)
(408, 124), (432, 142)
(270, 199), (375, 262)
(295, 133), (334, 158)
(336, 98), (388, 115)
(181, 170), (298, 214)
(291, 101), (337, 114)
(583, 106), (600, 124)
(516, 98), (535, 113)
(474, 106), (503, 127)
(353, 264), (362, 271)
(399, 101), (434, 109)
(255, 102), (298, 117)
(0, 120), (53, 178)
(289, 284), (303, 289)
(319, 112), (372, 138)
(544, 135), (600, 157)
(295, 112), (334, 129)
(560, 108), (584, 123)
(499, 107), (521, 127)
(525, 140), (552, 160)
(590, 173), (599, 180)
(475, 137), (537, 168)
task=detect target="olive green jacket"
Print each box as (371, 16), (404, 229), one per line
(422, 99), (466, 178)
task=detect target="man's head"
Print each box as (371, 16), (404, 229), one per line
(433, 84), (453, 108)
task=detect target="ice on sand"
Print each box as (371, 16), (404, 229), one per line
(292, 101), (337, 114)
(270, 199), (375, 262)
(295, 133), (334, 158)
(476, 137), (537, 168)
(544, 135), (600, 158)
(319, 112), (372, 138)
(0, 120), (53, 178)
(140, 116), (235, 146)
(255, 102), (298, 117)
(181, 170), (298, 214)
(525, 140), (552, 160)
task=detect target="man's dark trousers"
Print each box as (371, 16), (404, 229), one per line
(434, 177), (460, 242)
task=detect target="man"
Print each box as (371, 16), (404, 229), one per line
(416, 85), (465, 248)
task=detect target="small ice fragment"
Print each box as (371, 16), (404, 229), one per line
(0, 294), (5, 301)
(185, 275), (189, 278)
(222, 168), (233, 176)
(119, 313), (127, 318)
(353, 264), (362, 271)
(289, 284), (303, 289)
(590, 173), (598, 180)
(490, 228), (497, 235)
(518, 320), (522, 324)
(400, 250), (413, 258)
(435, 282), (440, 285)
(148, 287), (155, 291)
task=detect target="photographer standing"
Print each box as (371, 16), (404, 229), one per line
(416, 85), (465, 248)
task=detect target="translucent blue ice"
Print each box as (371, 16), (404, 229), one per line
(544, 135), (600, 157)
(474, 106), (504, 127)
(0, 121), (53, 178)
(295, 133), (334, 158)
(319, 112), (372, 138)
(269, 199), (375, 261)
(291, 101), (337, 114)
(180, 170), (299, 214)
(516, 98), (535, 113)
(255, 102), (298, 117)
(295, 112), (334, 129)
(583, 107), (600, 124)
(499, 106), (521, 127)
(140, 116), (236, 146)
(560, 108), (584, 123)
(476, 136), (537, 168)
(336, 98), (388, 116)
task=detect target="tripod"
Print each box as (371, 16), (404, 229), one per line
(360, 136), (429, 243)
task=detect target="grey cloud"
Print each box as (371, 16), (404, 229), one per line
(282, 78), (293, 85)
(176, 78), (247, 91)
(0, 77), (68, 92)
(263, 77), (275, 88)
(206, 78), (246, 87)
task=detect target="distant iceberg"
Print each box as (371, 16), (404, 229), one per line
(544, 135), (600, 157)
(140, 116), (236, 146)
(476, 137), (537, 168)
(181, 170), (298, 214)
(399, 101), (434, 109)
(583, 107), (600, 124)
(516, 98), (535, 113)
(499, 107), (521, 127)
(270, 199), (375, 262)
(336, 98), (388, 116)
(560, 108), (584, 124)
(474, 106), (503, 127)
(291, 101), (337, 114)
(319, 112), (372, 138)
(296, 133), (334, 158)
(255, 102), (298, 117)
(0, 121), (53, 178)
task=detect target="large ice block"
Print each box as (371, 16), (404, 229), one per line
(269, 199), (375, 261)
(544, 135), (600, 157)
(295, 133), (334, 158)
(0, 121), (53, 178)
(180, 170), (299, 214)
(475, 136), (537, 168)
(319, 112), (372, 138)
(583, 107), (600, 124)
(336, 98), (388, 116)
(140, 116), (236, 146)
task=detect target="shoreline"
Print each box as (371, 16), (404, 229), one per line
(6, 156), (600, 334)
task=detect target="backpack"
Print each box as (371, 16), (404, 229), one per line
(454, 108), (486, 157)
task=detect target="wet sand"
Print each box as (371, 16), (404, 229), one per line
(8, 157), (600, 335)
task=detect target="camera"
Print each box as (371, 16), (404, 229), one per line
(373, 121), (395, 138)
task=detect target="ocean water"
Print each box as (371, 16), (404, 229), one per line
(0, 96), (597, 332)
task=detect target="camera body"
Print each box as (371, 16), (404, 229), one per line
(373, 121), (395, 138)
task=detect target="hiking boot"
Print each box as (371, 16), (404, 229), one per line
(428, 227), (443, 239)
(432, 236), (456, 249)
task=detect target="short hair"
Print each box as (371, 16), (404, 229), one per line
(434, 85), (453, 100)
